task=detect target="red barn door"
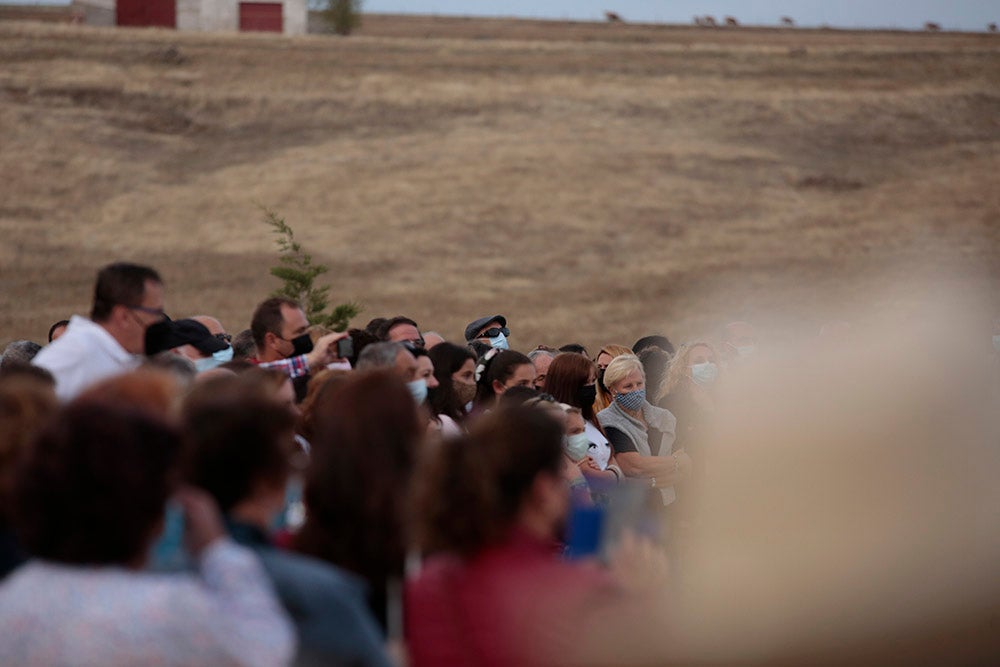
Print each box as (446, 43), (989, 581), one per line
(239, 2), (283, 32)
(117, 0), (176, 28)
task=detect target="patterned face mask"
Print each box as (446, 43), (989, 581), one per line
(614, 389), (646, 411)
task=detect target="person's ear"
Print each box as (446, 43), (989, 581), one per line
(264, 331), (281, 351)
(492, 379), (506, 395)
(110, 304), (132, 328)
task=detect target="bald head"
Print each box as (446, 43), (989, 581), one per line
(192, 315), (226, 336)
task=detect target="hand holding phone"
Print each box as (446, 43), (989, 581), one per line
(336, 336), (354, 360)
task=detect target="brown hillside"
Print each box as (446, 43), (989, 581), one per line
(1, 17), (998, 350)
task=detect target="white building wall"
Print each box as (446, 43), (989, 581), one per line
(176, 0), (201, 31)
(73, 0), (115, 26)
(199, 0), (238, 32)
(282, 0), (307, 36)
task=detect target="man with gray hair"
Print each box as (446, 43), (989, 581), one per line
(356, 342), (417, 382)
(527, 347), (557, 390)
(356, 341), (427, 405)
(0, 340), (42, 371)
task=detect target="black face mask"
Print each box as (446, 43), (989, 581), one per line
(288, 333), (314, 358)
(597, 368), (608, 394)
(577, 384), (598, 408)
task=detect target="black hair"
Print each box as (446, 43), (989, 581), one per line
(47, 320), (70, 342)
(428, 343), (477, 423)
(347, 327), (381, 368)
(632, 334), (675, 357)
(497, 385), (541, 408)
(468, 340), (492, 358)
(364, 317), (388, 336)
(250, 297), (301, 350)
(473, 349), (533, 409)
(377, 316), (419, 341)
(90, 262), (162, 322)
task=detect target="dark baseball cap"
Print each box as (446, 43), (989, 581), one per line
(464, 315), (507, 342)
(145, 318), (229, 356)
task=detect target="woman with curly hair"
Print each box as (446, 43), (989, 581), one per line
(656, 341), (721, 463)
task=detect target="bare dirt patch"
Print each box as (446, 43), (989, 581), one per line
(1, 18), (998, 349)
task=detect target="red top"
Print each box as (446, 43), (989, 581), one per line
(406, 528), (617, 667)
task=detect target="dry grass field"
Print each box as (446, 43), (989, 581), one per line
(1, 15), (998, 351)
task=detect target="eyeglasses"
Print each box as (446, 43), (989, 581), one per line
(214, 332), (233, 343)
(127, 305), (167, 319)
(480, 326), (510, 339)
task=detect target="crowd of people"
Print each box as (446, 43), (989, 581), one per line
(1, 261), (998, 666)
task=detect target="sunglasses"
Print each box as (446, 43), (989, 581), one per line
(214, 332), (233, 343)
(401, 339), (425, 352)
(480, 326), (510, 339)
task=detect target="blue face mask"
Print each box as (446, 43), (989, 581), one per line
(271, 476), (305, 532)
(736, 345), (755, 357)
(690, 361), (719, 387)
(407, 379), (428, 405)
(993, 335), (1000, 353)
(193, 346), (233, 373)
(615, 389), (646, 411)
(489, 332), (510, 350)
(564, 432), (591, 462)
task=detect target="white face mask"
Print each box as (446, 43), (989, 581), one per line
(564, 432), (591, 462)
(489, 332), (510, 350)
(690, 361), (719, 387)
(193, 346), (233, 373)
(407, 379), (428, 405)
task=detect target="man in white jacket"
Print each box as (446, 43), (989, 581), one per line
(33, 262), (166, 401)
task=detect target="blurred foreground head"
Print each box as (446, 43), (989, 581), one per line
(414, 404), (567, 557)
(13, 401), (181, 567)
(650, 302), (1000, 665)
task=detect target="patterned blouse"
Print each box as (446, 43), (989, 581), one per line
(0, 539), (295, 666)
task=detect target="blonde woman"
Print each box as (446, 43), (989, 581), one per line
(592, 343), (633, 414)
(596, 355), (691, 513)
